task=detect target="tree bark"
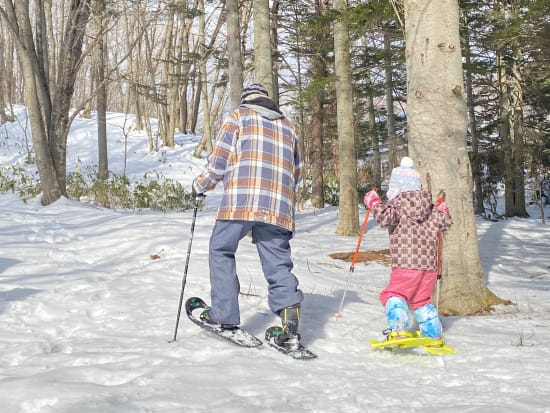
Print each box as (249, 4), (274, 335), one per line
(404, 0), (505, 314)
(384, 32), (399, 170)
(333, 0), (358, 236)
(95, 1), (108, 180)
(253, 0), (274, 94)
(193, 0), (213, 157)
(497, 1), (527, 218)
(310, 90), (325, 208)
(226, 0), (244, 108)
(308, 0), (330, 209)
(0, 0), (93, 205)
(461, 6), (484, 215)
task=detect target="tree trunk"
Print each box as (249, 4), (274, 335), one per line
(49, 0), (92, 195)
(363, 44), (381, 190)
(368, 82), (381, 189)
(193, 0), (213, 157)
(270, 0), (280, 106)
(497, 1), (527, 218)
(0, 0), (91, 205)
(161, 9), (176, 148)
(461, 6), (484, 215)
(333, 0), (358, 236)
(95, 2), (108, 180)
(253, 0), (273, 94)
(227, 0), (244, 108)
(21, 53), (63, 204)
(179, 5), (195, 134)
(0, 32), (16, 121)
(404, 0), (505, 314)
(310, 90), (325, 208)
(307, 0), (330, 209)
(0, 31), (7, 123)
(384, 32), (399, 170)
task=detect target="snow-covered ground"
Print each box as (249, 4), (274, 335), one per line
(1, 109), (549, 412)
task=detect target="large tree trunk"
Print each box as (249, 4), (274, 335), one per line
(404, 0), (505, 314)
(269, 1), (280, 106)
(253, 0), (274, 94)
(226, 0), (244, 108)
(333, 0), (358, 236)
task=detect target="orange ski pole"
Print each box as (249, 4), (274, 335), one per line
(351, 207), (371, 272)
(335, 206), (372, 318)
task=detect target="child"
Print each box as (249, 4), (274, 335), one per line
(364, 157), (452, 345)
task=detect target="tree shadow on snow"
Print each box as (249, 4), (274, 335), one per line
(0, 257), (22, 275)
(0, 258), (42, 314)
(0, 287), (41, 314)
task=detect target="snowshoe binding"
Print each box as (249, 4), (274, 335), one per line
(265, 304), (317, 360)
(370, 329), (456, 355)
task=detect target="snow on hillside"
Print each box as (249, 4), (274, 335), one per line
(1, 108), (549, 412)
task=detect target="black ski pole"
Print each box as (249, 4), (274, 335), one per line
(171, 195), (202, 342)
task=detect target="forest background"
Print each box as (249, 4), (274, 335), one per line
(0, 0), (549, 317)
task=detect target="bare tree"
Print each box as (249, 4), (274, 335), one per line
(0, 0), (92, 205)
(193, 0), (226, 157)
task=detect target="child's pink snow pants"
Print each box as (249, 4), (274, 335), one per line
(379, 267), (438, 309)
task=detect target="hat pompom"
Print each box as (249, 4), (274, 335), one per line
(400, 156), (414, 168)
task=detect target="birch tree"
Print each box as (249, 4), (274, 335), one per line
(404, 0), (504, 314)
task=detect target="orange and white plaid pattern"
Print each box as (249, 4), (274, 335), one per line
(194, 107), (303, 233)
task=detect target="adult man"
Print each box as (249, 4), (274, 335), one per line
(192, 83), (304, 349)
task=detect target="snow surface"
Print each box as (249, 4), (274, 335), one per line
(1, 110), (550, 413)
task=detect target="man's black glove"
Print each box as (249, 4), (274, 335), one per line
(191, 182), (205, 198)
